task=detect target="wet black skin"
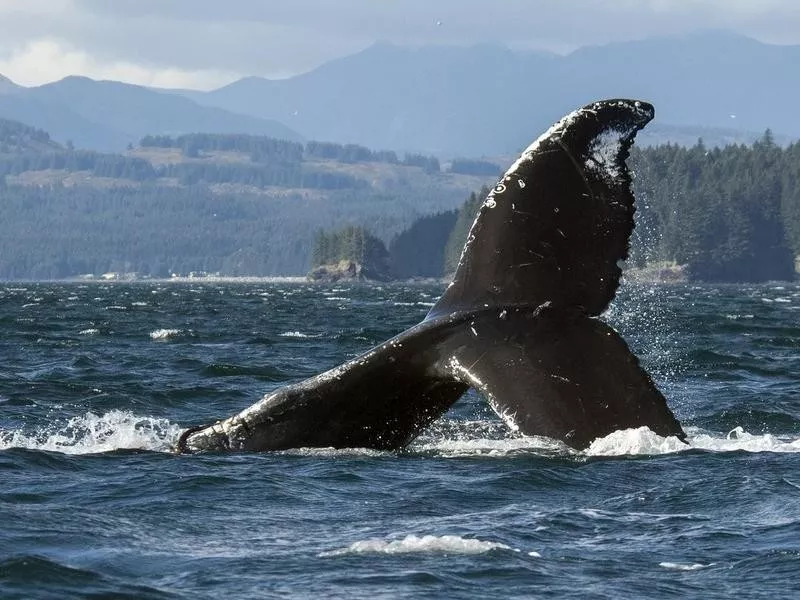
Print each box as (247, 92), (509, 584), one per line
(179, 99), (686, 453)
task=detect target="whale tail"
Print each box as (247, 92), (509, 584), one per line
(180, 99), (685, 454)
(425, 99), (685, 448)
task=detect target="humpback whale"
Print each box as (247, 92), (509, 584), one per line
(177, 99), (686, 454)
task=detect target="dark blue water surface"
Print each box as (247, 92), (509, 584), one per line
(1, 281), (799, 599)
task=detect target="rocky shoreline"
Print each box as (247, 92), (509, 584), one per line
(307, 260), (390, 283)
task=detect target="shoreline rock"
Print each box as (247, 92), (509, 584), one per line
(307, 260), (390, 283)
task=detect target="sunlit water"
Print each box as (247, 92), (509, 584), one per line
(1, 281), (798, 599)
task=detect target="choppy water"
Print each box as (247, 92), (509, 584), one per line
(1, 281), (799, 599)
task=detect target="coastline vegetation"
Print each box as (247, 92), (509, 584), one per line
(2, 118), (799, 282)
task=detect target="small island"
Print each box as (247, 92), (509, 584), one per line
(307, 226), (391, 282)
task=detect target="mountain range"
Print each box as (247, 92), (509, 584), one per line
(1, 31), (798, 155)
(0, 75), (301, 152)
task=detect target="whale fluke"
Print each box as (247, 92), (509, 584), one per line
(178, 99), (685, 454)
(429, 99), (654, 319)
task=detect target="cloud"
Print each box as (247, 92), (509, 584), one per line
(1, 0), (800, 89)
(0, 39), (238, 90)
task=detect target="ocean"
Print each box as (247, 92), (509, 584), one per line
(1, 281), (798, 599)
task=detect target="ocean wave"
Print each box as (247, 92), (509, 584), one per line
(279, 331), (319, 338)
(585, 425), (800, 456)
(412, 420), (800, 458)
(318, 534), (519, 557)
(659, 562), (713, 571)
(149, 328), (182, 340)
(0, 410), (181, 454)
(412, 434), (568, 458)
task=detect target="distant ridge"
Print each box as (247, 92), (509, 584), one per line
(1, 33), (798, 155)
(0, 75), (302, 152)
(178, 32), (800, 155)
(0, 74), (20, 93)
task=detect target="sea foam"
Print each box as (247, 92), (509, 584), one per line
(0, 410), (181, 454)
(412, 420), (800, 458)
(149, 328), (182, 340)
(318, 534), (519, 557)
(585, 425), (800, 456)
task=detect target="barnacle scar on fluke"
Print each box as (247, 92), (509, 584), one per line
(178, 99), (685, 454)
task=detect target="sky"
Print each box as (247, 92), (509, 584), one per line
(1, 0), (799, 90)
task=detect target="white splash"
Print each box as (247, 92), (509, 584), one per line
(585, 426), (800, 456)
(585, 427), (687, 456)
(319, 534), (517, 557)
(149, 328), (181, 340)
(78, 328), (100, 335)
(412, 420), (800, 459)
(0, 410), (182, 454)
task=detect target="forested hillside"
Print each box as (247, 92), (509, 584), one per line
(631, 134), (798, 281)
(0, 121), (490, 278)
(0, 119), (63, 155)
(2, 115), (800, 282)
(395, 135), (800, 283)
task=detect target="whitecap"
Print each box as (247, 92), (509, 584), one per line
(78, 328), (100, 335)
(279, 331), (313, 338)
(319, 534), (517, 557)
(659, 562), (713, 571)
(585, 427), (688, 456)
(585, 426), (800, 456)
(0, 410), (181, 454)
(150, 328), (181, 340)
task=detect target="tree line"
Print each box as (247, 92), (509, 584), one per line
(0, 150), (157, 181)
(310, 226), (390, 278)
(0, 118), (54, 153)
(387, 135), (800, 283)
(630, 133), (798, 281)
(3, 115), (800, 282)
(141, 132), (442, 171)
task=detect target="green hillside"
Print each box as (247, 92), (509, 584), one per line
(0, 123), (494, 279)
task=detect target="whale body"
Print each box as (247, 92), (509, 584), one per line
(178, 99), (685, 453)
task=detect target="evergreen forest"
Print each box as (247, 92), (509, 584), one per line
(310, 226), (390, 280)
(2, 116), (800, 283)
(392, 136), (800, 283)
